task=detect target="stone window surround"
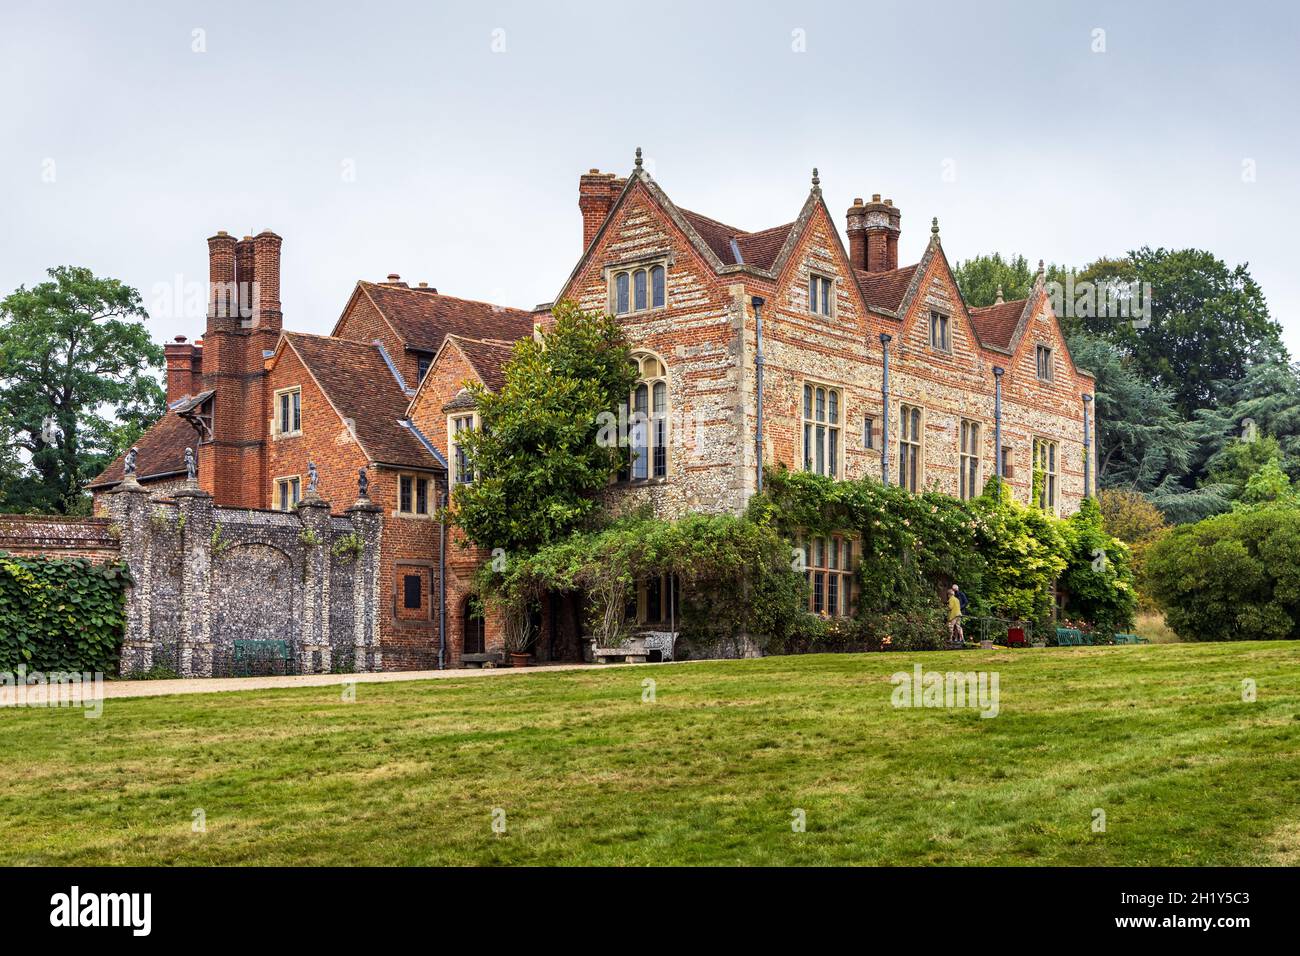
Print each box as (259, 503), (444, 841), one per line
(272, 385), (303, 439)
(620, 350), (671, 483)
(929, 310), (952, 353)
(274, 474), (301, 511)
(808, 270), (836, 318)
(447, 411), (479, 486)
(605, 253), (672, 317)
(959, 417), (982, 501)
(394, 472), (435, 519)
(802, 380), (843, 478)
(898, 402), (925, 492)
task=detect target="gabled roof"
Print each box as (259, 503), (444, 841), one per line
(678, 209), (795, 270)
(968, 298), (1031, 351)
(281, 332), (440, 470)
(88, 412), (195, 489)
(449, 335), (516, 392)
(855, 264), (919, 316)
(343, 281), (534, 354)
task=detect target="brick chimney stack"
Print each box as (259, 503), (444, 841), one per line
(164, 335), (196, 403)
(579, 169), (618, 250)
(847, 195), (901, 273)
(206, 231), (238, 326)
(252, 230), (283, 331)
(235, 236), (256, 323)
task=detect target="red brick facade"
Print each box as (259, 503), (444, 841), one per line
(90, 157), (1096, 668)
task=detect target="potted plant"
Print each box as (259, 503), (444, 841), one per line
(501, 602), (534, 666)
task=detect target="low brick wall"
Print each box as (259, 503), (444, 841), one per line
(0, 515), (121, 561)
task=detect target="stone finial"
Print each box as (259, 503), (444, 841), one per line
(1038, 258), (1045, 275)
(123, 446), (138, 478)
(184, 447), (197, 483)
(931, 217), (940, 236)
(634, 146), (643, 170)
(358, 467), (369, 500)
(811, 167), (820, 188)
(994, 284), (1004, 305)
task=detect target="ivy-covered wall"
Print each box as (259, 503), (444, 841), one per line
(0, 552), (130, 673)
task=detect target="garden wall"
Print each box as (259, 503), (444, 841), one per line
(0, 515), (121, 562)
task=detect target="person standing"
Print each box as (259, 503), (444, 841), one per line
(947, 585), (964, 645)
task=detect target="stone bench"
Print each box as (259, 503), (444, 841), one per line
(461, 652), (503, 669)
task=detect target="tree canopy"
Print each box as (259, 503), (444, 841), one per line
(0, 267), (164, 513)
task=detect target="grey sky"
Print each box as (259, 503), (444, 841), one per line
(3, 0), (1297, 354)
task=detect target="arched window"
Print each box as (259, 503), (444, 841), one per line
(623, 353), (669, 481)
(463, 597), (485, 656)
(611, 264), (667, 315)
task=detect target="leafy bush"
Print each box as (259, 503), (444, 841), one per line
(1146, 503), (1300, 641)
(0, 551), (130, 673)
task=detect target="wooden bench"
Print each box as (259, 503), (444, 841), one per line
(461, 652), (503, 669)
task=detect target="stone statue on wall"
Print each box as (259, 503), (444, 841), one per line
(123, 446), (138, 478)
(184, 447), (197, 482)
(358, 466), (369, 499)
(307, 461), (319, 494)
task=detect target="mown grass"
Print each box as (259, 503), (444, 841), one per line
(3, 642), (1298, 865)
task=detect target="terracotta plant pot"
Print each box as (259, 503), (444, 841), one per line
(509, 652), (531, 668)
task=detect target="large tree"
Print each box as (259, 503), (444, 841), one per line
(451, 301), (638, 555)
(0, 267), (164, 513)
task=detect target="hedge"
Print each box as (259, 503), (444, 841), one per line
(0, 551), (130, 673)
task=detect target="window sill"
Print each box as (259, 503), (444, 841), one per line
(391, 510), (436, 521)
(272, 431), (303, 441)
(616, 477), (670, 487)
(614, 305), (669, 319)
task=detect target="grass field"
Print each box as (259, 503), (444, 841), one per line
(4, 642), (1299, 866)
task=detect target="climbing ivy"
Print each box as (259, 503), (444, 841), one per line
(0, 551), (130, 673)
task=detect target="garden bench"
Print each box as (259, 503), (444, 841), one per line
(461, 652), (503, 668)
(231, 639), (291, 675)
(1055, 628), (1084, 647)
(1113, 633), (1149, 645)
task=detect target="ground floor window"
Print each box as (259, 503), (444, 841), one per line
(275, 476), (301, 511)
(797, 533), (855, 617)
(626, 574), (680, 626)
(463, 597), (485, 655)
(396, 566), (431, 621)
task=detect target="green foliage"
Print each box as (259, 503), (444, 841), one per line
(330, 532), (365, 562)
(452, 300), (638, 554)
(951, 253), (1037, 307)
(1098, 488), (1170, 611)
(0, 551), (130, 672)
(0, 267), (164, 514)
(1146, 503), (1300, 642)
(756, 468), (1134, 639)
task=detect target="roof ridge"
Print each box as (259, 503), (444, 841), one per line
(361, 279), (531, 315)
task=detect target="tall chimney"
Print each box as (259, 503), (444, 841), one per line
(251, 230), (283, 331)
(853, 195), (900, 273)
(579, 169), (618, 251)
(206, 231), (237, 325)
(235, 236), (256, 324)
(164, 335), (196, 403)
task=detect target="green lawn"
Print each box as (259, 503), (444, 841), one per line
(4, 642), (1299, 865)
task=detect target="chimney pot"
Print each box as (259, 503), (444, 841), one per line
(871, 193), (881, 203)
(174, 335), (187, 343)
(853, 197), (864, 206)
(387, 273), (401, 282)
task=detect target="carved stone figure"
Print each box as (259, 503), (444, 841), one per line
(358, 467), (369, 498)
(307, 461), (319, 494)
(184, 447), (197, 482)
(123, 446), (138, 478)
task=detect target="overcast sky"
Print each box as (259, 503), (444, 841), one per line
(3, 0), (1298, 355)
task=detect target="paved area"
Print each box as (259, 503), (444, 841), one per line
(4, 661), (657, 704)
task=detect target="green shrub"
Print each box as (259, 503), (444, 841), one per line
(1146, 503), (1300, 641)
(0, 551), (130, 673)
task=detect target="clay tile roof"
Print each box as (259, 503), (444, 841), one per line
(88, 412), (196, 488)
(855, 264), (919, 314)
(285, 333), (440, 469)
(678, 208), (793, 270)
(450, 335), (517, 392)
(968, 298), (1028, 350)
(360, 281), (533, 354)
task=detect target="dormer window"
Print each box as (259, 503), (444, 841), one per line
(611, 264), (666, 316)
(809, 274), (834, 317)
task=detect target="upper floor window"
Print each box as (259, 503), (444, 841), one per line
(275, 475), (301, 511)
(612, 264), (666, 316)
(929, 311), (950, 351)
(449, 413), (476, 485)
(802, 384), (840, 477)
(808, 274), (834, 317)
(1036, 344), (1054, 381)
(398, 473), (433, 516)
(621, 353), (669, 481)
(416, 352), (433, 383)
(274, 387), (301, 436)
(959, 419), (981, 500)
(1033, 438), (1058, 513)
(863, 415), (875, 450)
(899, 404), (922, 492)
